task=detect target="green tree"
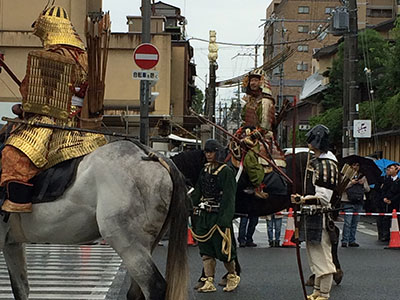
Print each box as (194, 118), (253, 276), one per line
(383, 17), (400, 96)
(309, 107), (343, 149)
(320, 26), (400, 136)
(288, 127), (308, 147)
(191, 87), (204, 114)
(323, 29), (389, 109)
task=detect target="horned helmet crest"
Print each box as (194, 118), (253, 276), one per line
(32, 3), (85, 50)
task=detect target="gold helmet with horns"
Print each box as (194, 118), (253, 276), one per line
(32, 5), (85, 50)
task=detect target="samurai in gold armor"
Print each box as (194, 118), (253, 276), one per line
(1, 6), (107, 213)
(231, 69), (286, 199)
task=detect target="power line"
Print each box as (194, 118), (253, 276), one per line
(187, 24), (330, 47)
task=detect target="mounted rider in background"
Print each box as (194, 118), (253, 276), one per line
(229, 68), (286, 199)
(0, 5), (107, 213)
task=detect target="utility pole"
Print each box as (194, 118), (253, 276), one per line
(140, 0), (151, 145)
(254, 45), (259, 68)
(342, 0), (359, 156)
(207, 30), (218, 123)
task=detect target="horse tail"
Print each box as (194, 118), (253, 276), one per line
(164, 159), (189, 300)
(126, 139), (189, 299)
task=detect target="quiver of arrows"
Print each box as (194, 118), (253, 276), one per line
(82, 11), (111, 129)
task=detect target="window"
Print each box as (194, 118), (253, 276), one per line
(325, 7), (334, 14)
(284, 95), (295, 103)
(297, 45), (309, 52)
(367, 8), (393, 18)
(298, 6), (310, 14)
(298, 25), (309, 33)
(297, 62), (308, 71)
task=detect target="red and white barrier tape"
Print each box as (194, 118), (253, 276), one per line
(274, 211), (400, 216)
(338, 212), (399, 216)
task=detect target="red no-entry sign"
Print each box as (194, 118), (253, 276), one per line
(133, 43), (159, 69)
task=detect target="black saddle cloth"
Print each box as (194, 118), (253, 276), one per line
(29, 157), (83, 204)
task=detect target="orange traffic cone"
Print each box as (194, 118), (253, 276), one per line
(187, 227), (196, 246)
(385, 209), (400, 250)
(281, 207), (296, 247)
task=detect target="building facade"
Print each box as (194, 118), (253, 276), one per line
(0, 0), (196, 144)
(264, 0), (342, 103)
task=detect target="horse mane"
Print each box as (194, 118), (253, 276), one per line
(171, 149), (206, 187)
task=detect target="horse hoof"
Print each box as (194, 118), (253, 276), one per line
(333, 269), (343, 285)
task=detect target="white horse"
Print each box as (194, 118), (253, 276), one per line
(0, 140), (189, 300)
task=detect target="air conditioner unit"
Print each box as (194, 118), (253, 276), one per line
(299, 124), (311, 131)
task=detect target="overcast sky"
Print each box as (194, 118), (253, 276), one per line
(103, 0), (271, 102)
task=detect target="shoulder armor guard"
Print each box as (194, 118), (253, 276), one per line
(313, 158), (339, 191)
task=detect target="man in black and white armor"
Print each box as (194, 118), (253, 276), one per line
(291, 125), (339, 300)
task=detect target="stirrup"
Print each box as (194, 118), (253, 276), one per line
(1, 200), (32, 213)
(254, 189), (269, 199)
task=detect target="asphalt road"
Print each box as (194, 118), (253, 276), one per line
(147, 217), (400, 300)
(0, 217), (396, 300)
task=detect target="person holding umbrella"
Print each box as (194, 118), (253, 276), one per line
(341, 162), (370, 247)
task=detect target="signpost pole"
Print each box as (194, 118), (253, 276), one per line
(140, 0), (151, 145)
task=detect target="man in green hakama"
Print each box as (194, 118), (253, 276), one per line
(191, 139), (240, 293)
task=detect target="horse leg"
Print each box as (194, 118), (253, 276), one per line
(3, 242), (29, 300)
(127, 280), (145, 300)
(332, 225), (343, 285)
(105, 233), (166, 300)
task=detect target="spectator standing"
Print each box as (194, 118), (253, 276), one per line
(266, 211), (284, 247)
(341, 163), (370, 247)
(376, 163), (400, 242)
(238, 216), (258, 247)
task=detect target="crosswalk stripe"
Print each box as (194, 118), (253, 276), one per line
(0, 294), (107, 300)
(0, 244), (121, 299)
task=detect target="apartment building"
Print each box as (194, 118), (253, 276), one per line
(264, 0), (342, 103)
(264, 0), (398, 103)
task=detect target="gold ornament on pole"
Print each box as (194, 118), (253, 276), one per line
(208, 30), (218, 62)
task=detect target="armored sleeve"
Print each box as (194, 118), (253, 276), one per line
(311, 158), (339, 206)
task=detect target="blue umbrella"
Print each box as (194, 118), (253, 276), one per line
(374, 159), (399, 176)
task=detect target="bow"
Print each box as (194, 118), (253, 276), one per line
(290, 98), (308, 300)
